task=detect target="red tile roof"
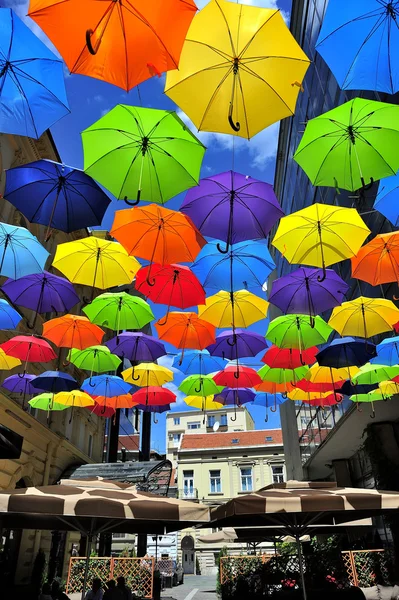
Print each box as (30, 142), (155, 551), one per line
(117, 434), (140, 451)
(180, 429), (283, 450)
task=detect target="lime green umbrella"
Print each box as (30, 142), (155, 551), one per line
(83, 292), (154, 331)
(266, 314), (333, 350)
(258, 364), (309, 384)
(294, 98), (399, 191)
(68, 345), (121, 374)
(82, 105), (205, 205)
(351, 363), (399, 385)
(349, 389), (389, 418)
(179, 374), (224, 397)
(29, 393), (67, 411)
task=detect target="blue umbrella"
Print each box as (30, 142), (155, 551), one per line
(0, 222), (49, 279)
(207, 329), (267, 360)
(316, 1), (399, 94)
(371, 336), (399, 366)
(0, 298), (21, 329)
(0, 9), (69, 138)
(31, 371), (77, 393)
(192, 240), (275, 291)
(3, 373), (40, 395)
(374, 171), (399, 227)
(316, 337), (376, 369)
(173, 350), (226, 375)
(5, 160), (111, 238)
(253, 392), (285, 423)
(81, 374), (132, 397)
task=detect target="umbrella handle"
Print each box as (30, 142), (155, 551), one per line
(309, 315), (315, 329)
(360, 177), (374, 191)
(124, 195), (140, 207)
(228, 114), (240, 133)
(226, 333), (237, 347)
(86, 29), (99, 54)
(317, 263), (327, 282)
(153, 413), (158, 424)
(281, 392), (288, 399)
(157, 311), (170, 326)
(88, 379), (96, 388)
(131, 372), (140, 381)
(370, 408), (376, 419)
(194, 384), (202, 393)
(17, 372), (25, 379)
(230, 403), (237, 422)
(216, 241), (230, 254)
(26, 312), (38, 330)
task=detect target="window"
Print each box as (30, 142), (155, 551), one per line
(88, 434), (93, 458)
(265, 436), (273, 442)
(187, 421), (200, 430)
(220, 414), (227, 426)
(173, 417), (180, 426)
(209, 469), (221, 493)
(173, 433), (181, 447)
(208, 415), (216, 427)
(112, 533), (126, 538)
(183, 470), (195, 498)
(272, 465), (285, 484)
(240, 467), (253, 492)
(232, 438), (239, 444)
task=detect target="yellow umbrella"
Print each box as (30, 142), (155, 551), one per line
(198, 290), (268, 328)
(377, 381), (399, 397)
(306, 364), (359, 384)
(184, 395), (223, 411)
(0, 348), (21, 370)
(54, 390), (95, 408)
(165, 0), (310, 139)
(52, 237), (140, 292)
(329, 297), (399, 338)
(272, 204), (370, 280)
(122, 363), (173, 387)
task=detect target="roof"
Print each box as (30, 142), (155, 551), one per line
(180, 429), (283, 450)
(118, 435), (140, 451)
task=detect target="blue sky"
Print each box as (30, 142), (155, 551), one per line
(3, 0), (292, 452)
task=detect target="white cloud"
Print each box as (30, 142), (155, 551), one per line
(195, 0), (290, 22)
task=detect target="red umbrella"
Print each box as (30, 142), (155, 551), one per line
(1, 335), (56, 362)
(294, 379), (344, 393)
(86, 403), (115, 418)
(302, 393), (343, 407)
(213, 366), (261, 388)
(262, 346), (318, 369)
(131, 386), (176, 406)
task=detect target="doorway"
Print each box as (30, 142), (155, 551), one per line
(181, 535), (195, 575)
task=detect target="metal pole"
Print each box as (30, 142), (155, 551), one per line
(137, 411), (152, 557)
(296, 535), (307, 600)
(81, 535), (93, 600)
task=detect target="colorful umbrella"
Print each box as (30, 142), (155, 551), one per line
(134, 403), (170, 423)
(1, 336), (56, 363)
(4, 160), (111, 238)
(136, 263), (205, 317)
(253, 392), (285, 422)
(374, 171), (399, 227)
(29, 394), (67, 412)
(179, 374), (223, 397)
(294, 98), (399, 191)
(131, 386), (176, 406)
(83, 292), (154, 332)
(351, 363), (399, 385)
(215, 387), (255, 421)
(53, 237), (140, 295)
(29, 0), (197, 91)
(54, 390), (95, 408)
(43, 315), (104, 350)
(258, 364), (309, 384)
(81, 374), (132, 397)
(339, 380), (376, 397)
(316, 1), (399, 94)
(316, 337), (376, 368)
(0, 299), (21, 330)
(31, 371), (77, 394)
(349, 391), (386, 418)
(0, 223), (49, 280)
(254, 380), (295, 395)
(207, 330), (268, 360)
(269, 267), (348, 318)
(165, 0), (310, 138)
(262, 346), (318, 369)
(192, 240), (275, 291)
(266, 315), (333, 350)
(213, 366), (261, 388)
(288, 388), (340, 401)
(154, 312), (216, 360)
(68, 346), (121, 374)
(3, 374), (40, 396)
(351, 232), (399, 286)
(82, 106), (205, 204)
(0, 349), (21, 371)
(105, 332), (166, 363)
(181, 171), (283, 253)
(198, 290), (269, 329)
(184, 395), (223, 411)
(377, 381), (399, 398)
(372, 336), (399, 366)
(87, 403), (115, 418)
(122, 363), (173, 387)
(294, 378), (344, 393)
(94, 394), (136, 410)
(329, 297), (399, 338)
(0, 9), (69, 138)
(303, 364), (358, 391)
(272, 204), (370, 280)
(173, 350), (226, 375)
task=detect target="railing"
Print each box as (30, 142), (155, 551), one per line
(66, 557), (154, 598)
(178, 488), (198, 499)
(342, 549), (389, 587)
(156, 559), (174, 576)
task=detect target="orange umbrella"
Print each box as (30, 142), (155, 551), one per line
(155, 312), (216, 362)
(28, 0), (197, 91)
(43, 315), (104, 350)
(93, 394), (137, 409)
(352, 232), (399, 287)
(254, 380), (295, 394)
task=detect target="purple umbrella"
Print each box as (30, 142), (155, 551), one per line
(135, 403), (170, 423)
(268, 267), (348, 320)
(2, 271), (79, 329)
(181, 170), (284, 253)
(105, 332), (166, 362)
(207, 329), (267, 360)
(3, 373), (44, 407)
(215, 388), (255, 421)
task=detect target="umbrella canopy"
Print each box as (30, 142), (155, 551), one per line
(0, 222), (49, 280)
(269, 267), (348, 317)
(299, 394), (343, 407)
(173, 350), (226, 375)
(254, 380), (295, 394)
(198, 290), (268, 329)
(266, 315), (333, 350)
(288, 388), (342, 402)
(83, 292), (154, 331)
(68, 346), (121, 374)
(3, 374), (40, 396)
(262, 346), (318, 369)
(105, 332), (166, 363)
(207, 330), (268, 360)
(329, 297), (399, 338)
(258, 365), (309, 385)
(43, 315), (104, 350)
(316, 337), (376, 368)
(131, 386), (176, 407)
(82, 106), (205, 204)
(122, 363), (173, 387)
(4, 160), (110, 235)
(351, 232), (399, 286)
(377, 381), (399, 397)
(179, 374), (223, 397)
(339, 380), (377, 396)
(272, 204), (370, 278)
(53, 237), (140, 291)
(87, 404), (115, 419)
(94, 394), (136, 410)
(315, 0), (399, 94)
(155, 312), (216, 354)
(0, 349), (21, 371)
(1, 336), (56, 363)
(135, 404), (170, 414)
(351, 363), (399, 385)
(374, 171), (399, 227)
(0, 9), (69, 138)
(184, 395), (223, 411)
(192, 240), (275, 292)
(215, 388), (255, 406)
(28, 0), (197, 91)
(32, 371), (77, 394)
(29, 394), (68, 412)
(213, 366), (261, 388)
(304, 364), (358, 389)
(0, 299), (21, 329)
(165, 0), (310, 138)
(54, 390), (95, 408)
(372, 336), (399, 366)
(181, 171), (283, 251)
(81, 375), (132, 398)
(293, 98), (399, 191)
(252, 392), (286, 418)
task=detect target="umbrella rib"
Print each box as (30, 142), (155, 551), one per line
(236, 67), (250, 139)
(146, 146), (165, 204)
(198, 66), (235, 131)
(238, 61), (295, 115)
(239, 9), (281, 57)
(215, 0), (237, 56)
(11, 63), (70, 112)
(355, 131), (398, 174)
(116, 144), (143, 200)
(317, 8), (387, 46)
(117, 2), (130, 91)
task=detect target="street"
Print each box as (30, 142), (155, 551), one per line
(162, 575), (217, 600)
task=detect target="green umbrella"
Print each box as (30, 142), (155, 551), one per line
(179, 374), (224, 397)
(294, 98), (399, 191)
(83, 292), (154, 331)
(258, 364), (309, 384)
(351, 363), (399, 385)
(29, 393), (67, 411)
(266, 314), (332, 350)
(68, 345), (121, 374)
(349, 389), (389, 419)
(82, 105), (205, 205)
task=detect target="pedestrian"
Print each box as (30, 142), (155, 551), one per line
(85, 578), (104, 600)
(40, 582), (53, 600)
(51, 580), (70, 600)
(116, 577), (132, 600)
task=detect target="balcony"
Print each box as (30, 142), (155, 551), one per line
(178, 488), (198, 500)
